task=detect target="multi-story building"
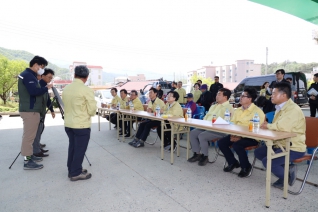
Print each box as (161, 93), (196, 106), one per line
(69, 61), (103, 86)
(187, 59), (261, 85)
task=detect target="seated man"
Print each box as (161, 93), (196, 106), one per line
(184, 93), (197, 114)
(130, 87), (165, 148)
(255, 82), (306, 189)
(121, 89), (144, 137)
(188, 88), (234, 166)
(218, 88), (265, 178)
(109, 87), (121, 127)
(157, 91), (184, 152)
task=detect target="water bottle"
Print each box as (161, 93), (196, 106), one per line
(187, 107), (192, 120)
(130, 101), (134, 111)
(253, 113), (260, 133)
(116, 102), (120, 110)
(224, 108), (230, 123)
(155, 105), (161, 117)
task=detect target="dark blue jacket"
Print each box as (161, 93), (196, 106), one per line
(18, 68), (48, 113)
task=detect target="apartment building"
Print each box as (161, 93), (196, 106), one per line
(69, 61), (103, 86)
(187, 59), (261, 84)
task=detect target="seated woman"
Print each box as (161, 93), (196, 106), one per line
(255, 96), (275, 115)
(260, 81), (271, 100)
(157, 91), (184, 152)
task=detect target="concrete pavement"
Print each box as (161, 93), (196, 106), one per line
(0, 114), (317, 211)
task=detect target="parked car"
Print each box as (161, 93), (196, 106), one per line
(233, 72), (308, 106)
(94, 89), (114, 108)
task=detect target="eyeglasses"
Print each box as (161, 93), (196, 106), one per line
(240, 95), (250, 98)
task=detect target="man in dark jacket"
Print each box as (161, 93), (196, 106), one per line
(196, 84), (213, 112)
(308, 73), (318, 117)
(269, 69), (288, 93)
(209, 76), (223, 103)
(18, 56), (53, 170)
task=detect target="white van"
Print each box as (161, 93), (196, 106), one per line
(94, 89), (113, 108)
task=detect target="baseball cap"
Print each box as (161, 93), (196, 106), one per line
(185, 93), (193, 98)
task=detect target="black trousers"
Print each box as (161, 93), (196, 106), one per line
(135, 120), (161, 141)
(110, 113), (117, 125)
(309, 103), (318, 117)
(157, 120), (172, 147)
(65, 127), (90, 177)
(218, 135), (258, 169)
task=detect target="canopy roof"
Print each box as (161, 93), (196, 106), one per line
(249, 0), (318, 25)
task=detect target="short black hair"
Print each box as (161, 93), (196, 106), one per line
(74, 65), (89, 78)
(149, 87), (158, 93)
(314, 73), (318, 78)
(167, 91), (179, 101)
(273, 82), (291, 99)
(275, 69), (285, 75)
(43, 68), (55, 76)
(193, 83), (200, 88)
(214, 76), (220, 79)
(218, 88), (231, 100)
(120, 89), (127, 94)
(172, 81), (177, 86)
(255, 96), (267, 107)
(131, 89), (138, 96)
(29, 56), (48, 67)
(197, 80), (202, 83)
(111, 87), (117, 93)
(243, 88), (257, 102)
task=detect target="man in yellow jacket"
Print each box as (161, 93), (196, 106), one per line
(130, 87), (165, 148)
(157, 91), (184, 152)
(175, 81), (186, 105)
(255, 82), (306, 189)
(188, 88), (234, 166)
(218, 88), (265, 178)
(63, 65), (97, 181)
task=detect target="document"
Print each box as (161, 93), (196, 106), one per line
(213, 117), (229, 125)
(307, 88), (318, 96)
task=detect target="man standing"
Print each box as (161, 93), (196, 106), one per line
(286, 77), (296, 102)
(170, 81), (177, 92)
(269, 69), (288, 93)
(308, 73), (318, 117)
(18, 56), (53, 170)
(209, 76), (223, 103)
(196, 84), (213, 112)
(188, 88), (234, 166)
(255, 82), (306, 189)
(218, 88), (265, 178)
(175, 81), (186, 105)
(157, 84), (163, 99)
(63, 65), (97, 181)
(33, 68), (55, 158)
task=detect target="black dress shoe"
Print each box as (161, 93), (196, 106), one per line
(33, 152), (49, 157)
(238, 165), (252, 178)
(223, 161), (240, 172)
(41, 148), (49, 153)
(124, 133), (131, 138)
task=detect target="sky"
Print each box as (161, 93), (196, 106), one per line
(0, 0), (317, 80)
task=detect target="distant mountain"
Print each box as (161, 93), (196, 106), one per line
(0, 46), (70, 79)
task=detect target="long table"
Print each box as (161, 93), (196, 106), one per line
(168, 118), (297, 208)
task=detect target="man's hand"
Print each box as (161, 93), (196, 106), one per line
(260, 121), (268, 129)
(230, 135), (241, 142)
(310, 95), (316, 100)
(51, 112), (55, 119)
(46, 84), (53, 89)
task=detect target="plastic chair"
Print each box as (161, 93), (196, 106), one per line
(288, 117), (318, 195)
(265, 111), (275, 123)
(193, 106), (205, 120)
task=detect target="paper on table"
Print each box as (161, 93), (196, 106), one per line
(213, 117), (229, 125)
(307, 88), (318, 96)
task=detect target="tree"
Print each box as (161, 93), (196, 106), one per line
(0, 56), (27, 104)
(190, 73), (214, 87)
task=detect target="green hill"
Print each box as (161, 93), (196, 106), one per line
(0, 46), (70, 79)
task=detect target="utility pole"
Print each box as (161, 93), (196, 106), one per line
(265, 47), (268, 75)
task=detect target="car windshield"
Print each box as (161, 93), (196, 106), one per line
(101, 90), (113, 99)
